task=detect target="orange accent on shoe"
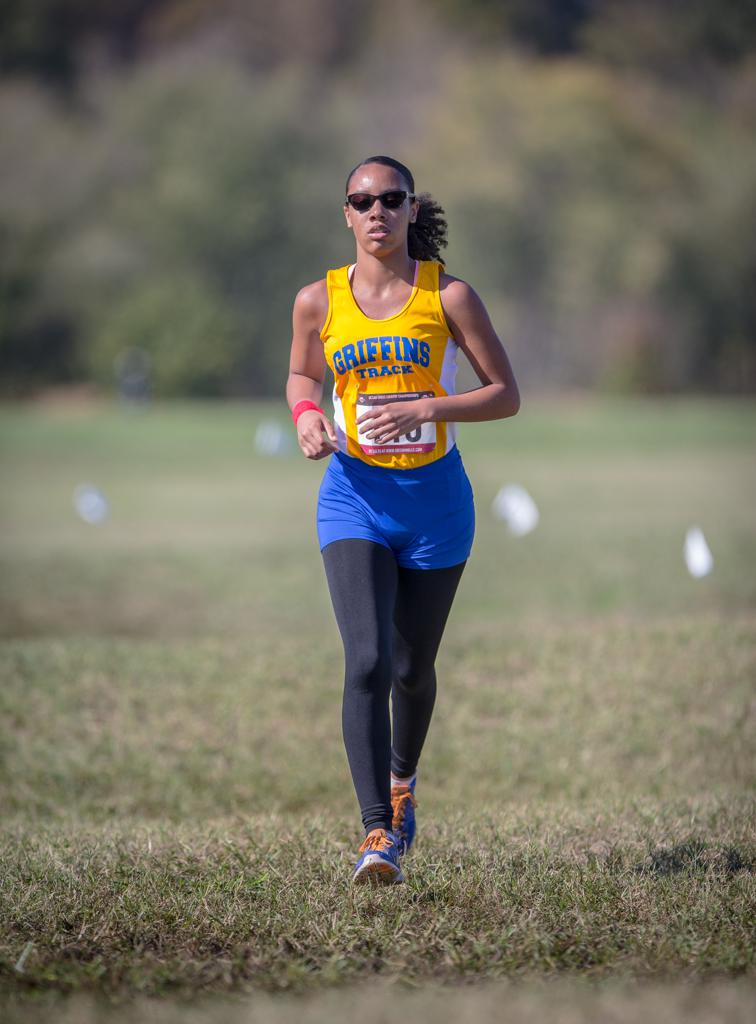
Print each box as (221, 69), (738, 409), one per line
(391, 786), (418, 831)
(358, 828), (395, 854)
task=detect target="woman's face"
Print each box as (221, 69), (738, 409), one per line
(344, 163), (419, 257)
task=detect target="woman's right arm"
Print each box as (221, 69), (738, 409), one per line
(286, 280), (338, 460)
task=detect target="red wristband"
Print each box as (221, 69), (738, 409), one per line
(292, 399), (324, 425)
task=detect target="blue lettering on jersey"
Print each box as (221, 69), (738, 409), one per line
(355, 365), (413, 377)
(331, 337), (428, 376)
(342, 343), (358, 370)
(401, 336), (418, 363)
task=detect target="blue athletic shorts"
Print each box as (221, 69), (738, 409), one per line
(317, 445), (475, 570)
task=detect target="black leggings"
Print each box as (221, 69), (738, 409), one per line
(321, 538), (466, 835)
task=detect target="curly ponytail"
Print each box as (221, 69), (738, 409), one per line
(408, 193), (448, 265)
(345, 155), (448, 266)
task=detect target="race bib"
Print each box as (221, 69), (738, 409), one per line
(356, 391), (436, 455)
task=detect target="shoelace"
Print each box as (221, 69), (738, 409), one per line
(358, 829), (395, 854)
(391, 788), (418, 827)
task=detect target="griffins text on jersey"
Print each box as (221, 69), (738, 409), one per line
(332, 336), (430, 378)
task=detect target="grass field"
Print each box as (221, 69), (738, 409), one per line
(0, 394), (754, 1021)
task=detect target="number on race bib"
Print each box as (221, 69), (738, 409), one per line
(356, 391), (436, 455)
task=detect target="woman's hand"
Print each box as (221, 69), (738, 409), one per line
(297, 409), (338, 460)
(356, 398), (432, 444)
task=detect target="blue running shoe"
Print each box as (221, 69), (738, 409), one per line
(391, 777), (417, 855)
(352, 828), (404, 885)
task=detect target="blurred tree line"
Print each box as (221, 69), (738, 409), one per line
(1, 0), (755, 397)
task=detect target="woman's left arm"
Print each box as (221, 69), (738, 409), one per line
(429, 274), (520, 422)
(359, 275), (520, 442)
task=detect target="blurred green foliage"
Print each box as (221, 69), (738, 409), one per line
(0, 0), (754, 396)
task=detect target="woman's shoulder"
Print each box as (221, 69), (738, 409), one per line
(290, 276), (327, 331)
(437, 266), (466, 290)
(293, 277), (329, 327)
(438, 269), (481, 316)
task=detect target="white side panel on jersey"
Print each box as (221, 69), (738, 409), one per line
(332, 385), (349, 454)
(439, 336), (459, 453)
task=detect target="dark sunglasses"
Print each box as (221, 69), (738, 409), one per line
(345, 190), (415, 213)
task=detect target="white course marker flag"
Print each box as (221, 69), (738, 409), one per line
(684, 526), (713, 578)
(491, 484), (539, 536)
(73, 484), (109, 525)
(255, 420), (292, 456)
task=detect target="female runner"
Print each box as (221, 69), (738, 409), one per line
(286, 155), (520, 885)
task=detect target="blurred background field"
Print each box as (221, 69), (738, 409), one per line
(2, 0), (756, 402)
(0, 397), (754, 1017)
(1, 396), (755, 645)
(1, 0), (756, 1018)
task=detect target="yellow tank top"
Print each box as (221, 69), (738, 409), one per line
(320, 259), (459, 469)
